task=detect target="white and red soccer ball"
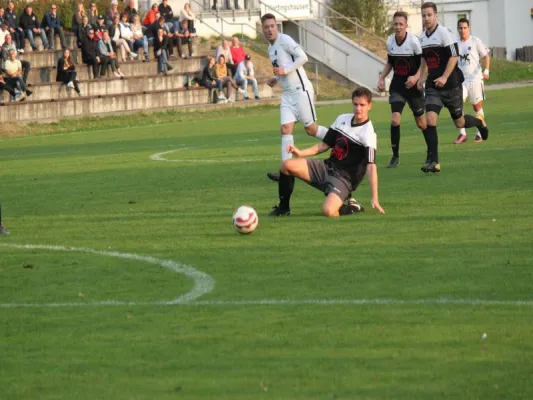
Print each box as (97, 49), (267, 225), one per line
(233, 205), (258, 234)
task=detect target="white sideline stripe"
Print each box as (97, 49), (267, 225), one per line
(189, 298), (533, 306)
(0, 243), (215, 308)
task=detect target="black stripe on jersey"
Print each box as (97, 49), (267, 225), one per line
(291, 55), (306, 91)
(305, 90), (316, 121)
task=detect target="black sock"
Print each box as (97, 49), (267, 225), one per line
(425, 125), (439, 163)
(391, 125), (400, 158)
(464, 114), (483, 129)
(278, 172), (294, 210)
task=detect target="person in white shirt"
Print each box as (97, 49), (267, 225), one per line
(455, 18), (491, 144)
(234, 54), (259, 100)
(261, 13), (329, 184)
(0, 21), (8, 47)
(268, 87), (385, 217)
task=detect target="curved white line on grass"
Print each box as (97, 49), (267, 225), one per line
(188, 298), (533, 306)
(0, 243), (215, 308)
(150, 148), (278, 164)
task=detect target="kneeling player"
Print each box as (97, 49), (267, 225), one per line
(269, 88), (385, 217)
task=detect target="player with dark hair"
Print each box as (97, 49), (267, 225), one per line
(455, 17), (490, 144)
(378, 11), (426, 168)
(0, 203), (9, 235)
(268, 88), (385, 218)
(417, 2), (489, 173)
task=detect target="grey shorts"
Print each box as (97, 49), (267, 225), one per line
(306, 159), (352, 201)
(389, 89), (425, 117)
(425, 86), (464, 119)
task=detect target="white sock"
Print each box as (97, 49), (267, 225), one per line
(314, 125), (328, 140)
(477, 108), (484, 117)
(281, 135), (294, 161)
(459, 127), (467, 136)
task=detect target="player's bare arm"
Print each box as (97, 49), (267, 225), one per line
(482, 54), (490, 80)
(366, 163), (385, 214)
(405, 70), (421, 89)
(287, 142), (330, 158)
(434, 56), (458, 88)
(417, 58), (427, 91)
(378, 63), (393, 91)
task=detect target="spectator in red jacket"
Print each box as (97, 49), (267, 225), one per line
(143, 2), (159, 26)
(230, 36), (245, 66)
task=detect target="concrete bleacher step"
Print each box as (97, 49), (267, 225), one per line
(15, 72), (195, 102)
(1, 82), (274, 123)
(27, 56), (205, 84)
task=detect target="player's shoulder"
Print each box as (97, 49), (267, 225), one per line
(279, 33), (296, 45)
(332, 113), (353, 127)
(386, 34), (395, 48)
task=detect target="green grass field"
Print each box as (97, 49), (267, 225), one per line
(1, 87), (533, 399)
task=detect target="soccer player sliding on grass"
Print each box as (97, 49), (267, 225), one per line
(269, 88), (385, 218)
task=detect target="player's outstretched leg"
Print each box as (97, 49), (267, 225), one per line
(268, 125), (295, 182)
(462, 114), (489, 141)
(0, 203), (9, 235)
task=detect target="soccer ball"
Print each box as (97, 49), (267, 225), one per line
(233, 205), (259, 235)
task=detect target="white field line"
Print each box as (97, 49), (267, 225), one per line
(188, 299), (533, 306)
(0, 243), (215, 308)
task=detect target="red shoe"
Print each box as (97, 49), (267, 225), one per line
(454, 134), (467, 144)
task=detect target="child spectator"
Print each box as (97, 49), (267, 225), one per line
(56, 48), (82, 95)
(215, 38), (235, 76)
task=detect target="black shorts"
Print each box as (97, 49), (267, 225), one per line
(389, 89), (425, 117)
(306, 159), (352, 201)
(425, 86), (464, 120)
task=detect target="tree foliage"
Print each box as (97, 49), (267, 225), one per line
(329, 0), (389, 37)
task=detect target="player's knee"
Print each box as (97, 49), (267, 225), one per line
(391, 115), (401, 126)
(452, 116), (464, 127)
(304, 124), (317, 136)
(473, 103), (483, 112)
(415, 118), (426, 130)
(322, 204), (338, 218)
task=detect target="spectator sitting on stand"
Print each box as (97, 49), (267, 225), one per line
(81, 29), (107, 79)
(77, 15), (92, 48)
(5, 1), (24, 53)
(214, 54), (237, 103)
(143, 3), (159, 27)
(2, 34), (31, 83)
(94, 14), (107, 40)
(200, 55), (217, 101)
(0, 21), (9, 48)
(4, 49), (32, 100)
(215, 38), (235, 76)
(56, 48), (82, 96)
(230, 36), (246, 67)
(0, 73), (19, 103)
(173, 19), (192, 58)
(119, 12), (138, 60)
(72, 2), (86, 33)
(110, 15), (137, 61)
(179, 3), (196, 35)
(98, 30), (124, 77)
(124, 0), (138, 23)
(19, 6), (50, 51)
(153, 27), (173, 75)
(235, 54), (260, 100)
(88, 2), (100, 26)
(41, 3), (68, 50)
(106, 0), (120, 28)
(131, 14), (149, 61)
(158, 0), (174, 31)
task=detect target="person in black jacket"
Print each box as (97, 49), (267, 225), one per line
(80, 29), (106, 78)
(19, 6), (50, 51)
(56, 48), (81, 95)
(153, 27), (173, 74)
(77, 15), (92, 48)
(5, 1), (24, 52)
(201, 55), (218, 102)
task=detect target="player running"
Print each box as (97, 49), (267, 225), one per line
(268, 87), (385, 218)
(455, 18), (490, 144)
(261, 13), (329, 183)
(417, 2), (489, 173)
(378, 11), (427, 168)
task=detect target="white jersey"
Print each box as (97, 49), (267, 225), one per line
(330, 114), (377, 153)
(458, 35), (488, 82)
(268, 33), (312, 92)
